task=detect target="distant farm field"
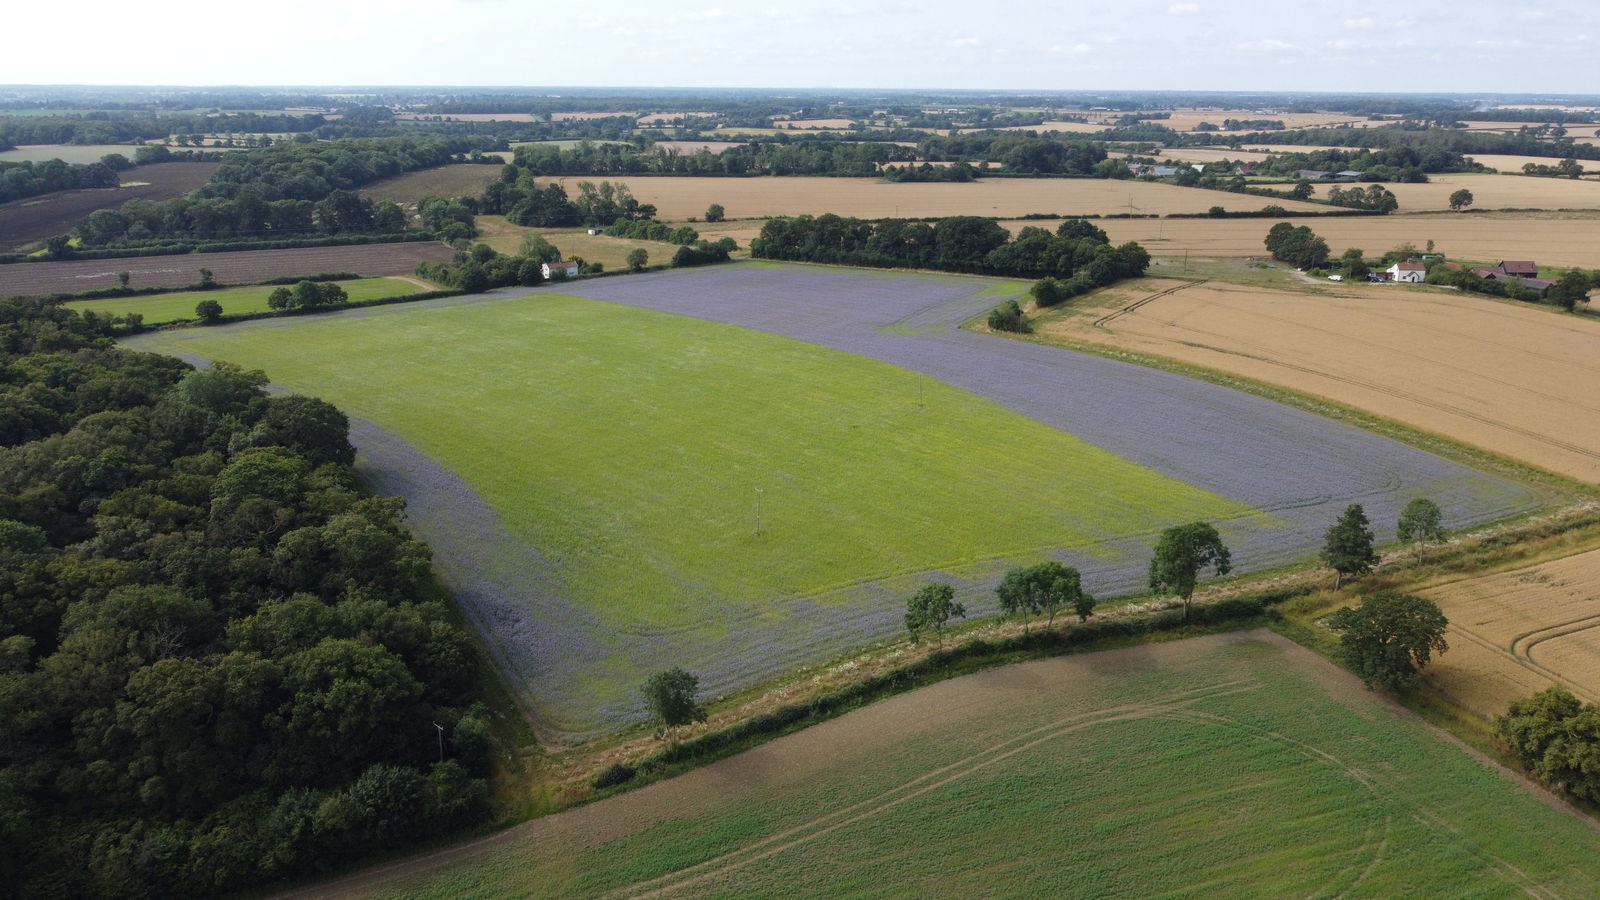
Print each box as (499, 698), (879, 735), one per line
(1422, 549), (1600, 717)
(0, 161), (219, 252)
(0, 143), (146, 164)
(474, 216), (686, 270)
(64, 276), (422, 323)
(127, 287), (1249, 727)
(1160, 110), (1368, 132)
(1309, 174), (1600, 211)
(0, 241), (456, 296)
(1037, 213), (1600, 269)
(1037, 276), (1600, 481)
(323, 631), (1600, 899)
(359, 164), (503, 204)
(547, 175), (1328, 220)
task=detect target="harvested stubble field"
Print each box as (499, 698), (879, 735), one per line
(1037, 276), (1600, 482)
(652, 140), (746, 155)
(126, 264), (1530, 731)
(0, 161), (219, 252)
(359, 164), (504, 204)
(1160, 110), (1368, 131)
(307, 631), (1600, 899)
(1310, 173), (1600, 211)
(957, 121), (1111, 134)
(63, 276), (421, 323)
(1023, 213), (1600, 269)
(394, 112), (538, 122)
(548, 175), (1327, 220)
(1468, 154), (1600, 173)
(0, 241), (456, 296)
(1141, 146), (1277, 164)
(1420, 548), (1600, 717)
(474, 216), (687, 270)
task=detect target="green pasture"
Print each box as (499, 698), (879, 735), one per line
(130, 291), (1246, 627)
(373, 633), (1600, 898)
(67, 277), (422, 323)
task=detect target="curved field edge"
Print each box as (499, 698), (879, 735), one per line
(122, 293), (1251, 731)
(1005, 294), (1595, 505)
(287, 631), (1600, 900)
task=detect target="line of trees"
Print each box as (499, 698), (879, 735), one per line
(751, 215), (1149, 281)
(0, 154), (133, 205)
(0, 299), (494, 896)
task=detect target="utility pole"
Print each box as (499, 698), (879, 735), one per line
(433, 721), (444, 763)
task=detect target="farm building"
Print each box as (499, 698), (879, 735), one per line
(1387, 261), (1426, 283)
(542, 260), (581, 279)
(1499, 260), (1539, 277)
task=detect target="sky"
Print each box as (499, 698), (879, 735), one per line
(6, 0), (1598, 94)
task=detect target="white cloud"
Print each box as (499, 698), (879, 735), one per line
(1168, 2), (1200, 13)
(1344, 16), (1374, 29)
(1235, 39), (1296, 51)
(950, 37), (981, 48)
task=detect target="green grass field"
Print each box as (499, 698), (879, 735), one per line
(134, 292), (1245, 627)
(350, 632), (1600, 898)
(67, 277), (423, 323)
(128, 291), (1251, 720)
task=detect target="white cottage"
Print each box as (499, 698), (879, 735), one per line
(542, 260), (581, 280)
(1386, 261), (1426, 283)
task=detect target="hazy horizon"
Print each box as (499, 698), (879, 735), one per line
(6, 0), (1597, 95)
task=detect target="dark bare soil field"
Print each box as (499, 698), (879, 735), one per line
(0, 162), (219, 252)
(0, 241), (456, 296)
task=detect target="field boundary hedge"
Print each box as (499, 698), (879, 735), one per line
(600, 587), (1302, 792)
(0, 232), (440, 265)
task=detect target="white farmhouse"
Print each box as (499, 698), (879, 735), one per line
(542, 260), (581, 280)
(1387, 261), (1426, 283)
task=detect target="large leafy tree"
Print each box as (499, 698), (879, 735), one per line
(996, 561), (1091, 631)
(1322, 503), (1379, 588)
(1148, 522), (1232, 620)
(1328, 591), (1448, 692)
(904, 583), (966, 647)
(641, 667), (706, 740)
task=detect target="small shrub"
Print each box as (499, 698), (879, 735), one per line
(592, 763), (637, 789)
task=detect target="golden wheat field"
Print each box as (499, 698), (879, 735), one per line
(1160, 110), (1368, 132)
(1309, 174), (1600, 210)
(1047, 214), (1600, 268)
(1142, 147), (1277, 164)
(549, 175), (1327, 220)
(958, 121), (1111, 134)
(1419, 548), (1600, 717)
(1466, 154), (1597, 173)
(550, 111), (633, 121)
(637, 112), (717, 125)
(1038, 276), (1600, 481)
(473, 216), (686, 270)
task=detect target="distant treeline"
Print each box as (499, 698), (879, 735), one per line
(0, 111), (326, 148)
(479, 166), (659, 227)
(0, 299), (494, 897)
(1187, 123), (1600, 162)
(751, 214), (1150, 283)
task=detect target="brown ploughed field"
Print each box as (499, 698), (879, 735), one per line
(0, 241), (456, 296)
(1038, 276), (1600, 481)
(0, 162), (219, 252)
(1420, 548), (1600, 717)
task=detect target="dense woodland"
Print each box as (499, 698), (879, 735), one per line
(751, 215), (1149, 284)
(0, 299), (493, 898)
(68, 137), (489, 248)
